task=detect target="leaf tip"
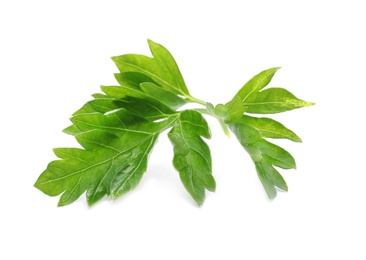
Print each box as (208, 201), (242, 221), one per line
(87, 199), (95, 208)
(195, 200), (203, 207)
(33, 177), (44, 191)
(267, 190), (277, 200)
(191, 195), (205, 207)
(147, 39), (159, 51)
(294, 136), (303, 143)
(57, 201), (66, 207)
(110, 56), (121, 66)
(300, 100), (315, 108)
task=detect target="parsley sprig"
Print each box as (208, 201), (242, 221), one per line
(35, 40), (314, 206)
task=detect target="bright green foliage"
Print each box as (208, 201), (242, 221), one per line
(244, 88), (314, 114)
(236, 67), (281, 102)
(36, 108), (176, 206)
(168, 110), (215, 206)
(213, 95), (246, 124)
(235, 67), (314, 113)
(238, 115), (302, 143)
(229, 115), (298, 198)
(35, 40), (314, 207)
(112, 40), (190, 96)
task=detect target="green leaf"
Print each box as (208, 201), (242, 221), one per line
(246, 139), (296, 169)
(101, 85), (177, 118)
(63, 124), (82, 135)
(239, 115), (302, 142)
(229, 115), (296, 199)
(236, 67), (280, 101)
(112, 40), (189, 96)
(64, 94), (124, 135)
(73, 97), (123, 117)
(34, 109), (177, 206)
(244, 88), (315, 114)
(168, 110), (215, 206)
(147, 39), (189, 95)
(115, 98), (174, 121)
(92, 93), (108, 99)
(255, 156), (288, 199)
(35, 40), (314, 207)
(214, 95), (245, 123)
(114, 71), (155, 90)
(140, 82), (186, 109)
(73, 91), (173, 122)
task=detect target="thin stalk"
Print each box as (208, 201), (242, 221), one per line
(185, 96), (207, 106)
(218, 118), (231, 137)
(194, 108), (231, 137)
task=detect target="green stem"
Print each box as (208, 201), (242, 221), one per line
(218, 118), (231, 137)
(185, 96), (207, 106)
(194, 108), (231, 138)
(194, 108), (210, 114)
(186, 94), (231, 137)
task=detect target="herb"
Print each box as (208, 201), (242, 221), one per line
(34, 40), (314, 206)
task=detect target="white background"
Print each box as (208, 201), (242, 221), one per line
(1, 0), (365, 259)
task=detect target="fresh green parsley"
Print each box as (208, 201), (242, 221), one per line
(34, 40), (314, 206)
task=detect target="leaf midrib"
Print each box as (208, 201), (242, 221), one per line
(71, 118), (155, 135)
(112, 134), (157, 196)
(249, 125), (295, 140)
(37, 135), (153, 186)
(117, 59), (186, 96)
(242, 70), (274, 102)
(244, 100), (308, 106)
